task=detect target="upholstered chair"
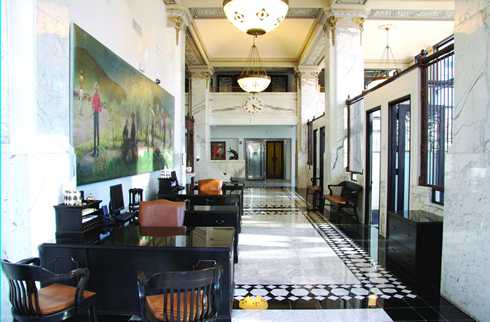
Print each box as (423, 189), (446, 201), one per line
(197, 179), (223, 196)
(139, 199), (186, 228)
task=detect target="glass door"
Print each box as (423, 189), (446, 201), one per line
(388, 97), (411, 218)
(365, 108), (381, 226)
(245, 140), (265, 180)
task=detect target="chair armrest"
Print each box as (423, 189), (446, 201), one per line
(327, 184), (342, 195)
(72, 268), (90, 308)
(17, 257), (40, 266)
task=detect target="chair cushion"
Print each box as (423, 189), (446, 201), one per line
(146, 291), (207, 321)
(198, 179), (223, 196)
(36, 283), (95, 315)
(139, 199), (186, 228)
(325, 195), (347, 205)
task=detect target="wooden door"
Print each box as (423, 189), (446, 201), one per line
(266, 141), (284, 179)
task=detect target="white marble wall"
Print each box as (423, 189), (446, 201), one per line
(441, 1), (490, 321)
(297, 68), (325, 188)
(208, 92), (297, 126)
(324, 23), (364, 187)
(1, 0), (186, 319)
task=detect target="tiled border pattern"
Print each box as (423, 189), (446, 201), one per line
(234, 283), (413, 302)
(235, 208), (416, 303)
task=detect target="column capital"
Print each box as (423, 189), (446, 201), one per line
(296, 65), (321, 80)
(167, 5), (192, 45)
(166, 5), (192, 28)
(324, 3), (368, 29)
(188, 66), (214, 79)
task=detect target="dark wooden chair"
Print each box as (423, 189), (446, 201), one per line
(1, 257), (97, 322)
(306, 177), (323, 211)
(325, 181), (362, 221)
(129, 188), (144, 215)
(137, 260), (221, 322)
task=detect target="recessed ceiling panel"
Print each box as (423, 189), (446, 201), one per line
(194, 18), (316, 61)
(363, 19), (454, 61)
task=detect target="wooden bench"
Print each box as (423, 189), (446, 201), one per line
(324, 181), (362, 221)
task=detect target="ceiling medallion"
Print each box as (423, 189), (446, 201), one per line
(242, 94), (264, 114)
(237, 37), (271, 93)
(223, 0), (289, 36)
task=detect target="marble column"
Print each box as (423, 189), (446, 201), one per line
(441, 1), (490, 321)
(296, 66), (323, 189)
(167, 5), (191, 185)
(323, 12), (365, 187)
(189, 66), (213, 179)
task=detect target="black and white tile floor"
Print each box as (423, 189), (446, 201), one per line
(232, 188), (475, 321)
(234, 209), (415, 304)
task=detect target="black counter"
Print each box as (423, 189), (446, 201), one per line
(387, 211), (443, 296)
(39, 225), (235, 321)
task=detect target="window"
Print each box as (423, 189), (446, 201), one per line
(420, 37), (454, 205)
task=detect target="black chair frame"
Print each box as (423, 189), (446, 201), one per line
(137, 260), (221, 322)
(326, 181), (362, 221)
(1, 257), (97, 322)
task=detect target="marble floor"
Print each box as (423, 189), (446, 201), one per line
(235, 199), (359, 285)
(231, 188), (476, 322)
(232, 309), (393, 322)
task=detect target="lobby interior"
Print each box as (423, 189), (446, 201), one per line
(1, 0), (489, 321)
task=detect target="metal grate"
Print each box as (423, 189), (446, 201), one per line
(420, 38), (454, 204)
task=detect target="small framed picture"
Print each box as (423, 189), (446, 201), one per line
(211, 141), (226, 160)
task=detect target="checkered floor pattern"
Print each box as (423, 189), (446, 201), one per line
(235, 196), (416, 303)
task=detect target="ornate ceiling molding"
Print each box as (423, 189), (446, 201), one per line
(188, 7), (322, 19)
(188, 65), (214, 78)
(368, 9), (454, 21)
(185, 31), (206, 66)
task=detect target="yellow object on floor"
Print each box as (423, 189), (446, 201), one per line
(238, 296), (269, 310)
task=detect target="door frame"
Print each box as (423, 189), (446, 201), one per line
(387, 95), (411, 217)
(319, 127), (326, 193)
(365, 107), (381, 225)
(266, 140), (285, 179)
(313, 129), (318, 181)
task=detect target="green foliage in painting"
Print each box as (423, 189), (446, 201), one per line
(72, 24), (174, 185)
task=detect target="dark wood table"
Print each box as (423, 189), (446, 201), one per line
(39, 225), (235, 321)
(186, 205), (240, 263)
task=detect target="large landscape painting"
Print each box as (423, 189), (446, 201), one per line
(72, 24), (174, 185)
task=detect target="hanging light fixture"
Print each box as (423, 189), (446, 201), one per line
(368, 25), (399, 89)
(238, 37), (271, 93)
(223, 0), (289, 36)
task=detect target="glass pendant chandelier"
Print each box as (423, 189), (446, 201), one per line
(223, 0), (289, 36)
(238, 37), (271, 93)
